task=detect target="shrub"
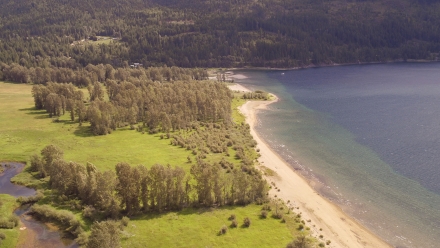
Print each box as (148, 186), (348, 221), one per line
(243, 217), (251, 227)
(286, 235), (310, 248)
(230, 220), (238, 228)
(262, 205), (271, 211)
(228, 214), (236, 221)
(261, 210), (268, 219)
(30, 204), (80, 237)
(17, 191), (44, 205)
(0, 219), (14, 229)
(297, 224), (304, 230)
(319, 242), (325, 247)
(0, 232), (5, 239)
(272, 212), (283, 219)
(75, 231), (89, 246)
(219, 225), (228, 235)
(82, 206), (96, 219)
(8, 215), (19, 227)
(121, 216), (130, 227)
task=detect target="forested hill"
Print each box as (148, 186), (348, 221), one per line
(1, 0), (440, 68)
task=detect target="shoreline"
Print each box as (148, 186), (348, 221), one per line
(234, 86), (391, 247)
(224, 59), (440, 72)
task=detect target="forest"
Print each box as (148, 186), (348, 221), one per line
(0, 0), (440, 69)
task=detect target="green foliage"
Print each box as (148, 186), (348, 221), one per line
(31, 144), (267, 214)
(219, 225), (228, 235)
(0, 0), (439, 69)
(243, 217), (251, 227)
(121, 216), (130, 227)
(242, 91), (269, 100)
(86, 220), (121, 248)
(286, 235), (312, 248)
(230, 219), (238, 228)
(30, 204), (82, 237)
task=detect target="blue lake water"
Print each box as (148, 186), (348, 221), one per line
(235, 63), (440, 248)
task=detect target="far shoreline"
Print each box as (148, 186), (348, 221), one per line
(223, 59), (440, 72)
(229, 83), (391, 248)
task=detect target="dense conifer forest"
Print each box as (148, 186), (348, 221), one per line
(0, 0), (440, 69)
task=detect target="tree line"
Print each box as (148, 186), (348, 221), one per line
(30, 145), (267, 216)
(1, 62), (208, 86)
(0, 0), (439, 69)
(32, 79), (232, 135)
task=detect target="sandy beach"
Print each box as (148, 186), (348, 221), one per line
(233, 85), (391, 248)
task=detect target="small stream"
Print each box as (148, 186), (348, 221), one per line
(0, 162), (78, 248)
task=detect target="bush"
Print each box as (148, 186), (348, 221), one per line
(121, 216), (130, 227)
(272, 212), (283, 219)
(243, 217), (251, 227)
(219, 225), (228, 235)
(17, 191), (44, 205)
(297, 224), (304, 230)
(82, 206), (96, 219)
(0, 232), (5, 239)
(230, 220), (238, 228)
(30, 204), (80, 237)
(75, 231), (89, 246)
(0, 219), (14, 229)
(262, 205), (271, 211)
(228, 214), (236, 221)
(261, 210), (268, 219)
(8, 215), (19, 227)
(286, 235), (310, 248)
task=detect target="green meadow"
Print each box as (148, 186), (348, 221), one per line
(0, 195), (19, 248)
(0, 81), (309, 247)
(0, 82), (190, 171)
(123, 204), (300, 248)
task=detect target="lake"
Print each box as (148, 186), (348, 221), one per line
(235, 63), (440, 248)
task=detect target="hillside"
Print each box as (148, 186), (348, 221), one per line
(0, 0), (440, 69)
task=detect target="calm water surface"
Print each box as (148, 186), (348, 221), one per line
(236, 63), (440, 248)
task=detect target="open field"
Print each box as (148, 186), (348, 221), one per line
(0, 82), (191, 171)
(123, 204), (303, 248)
(0, 81), (309, 247)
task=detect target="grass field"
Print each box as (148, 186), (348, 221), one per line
(0, 82), (191, 171)
(0, 195), (19, 248)
(0, 81), (308, 247)
(123, 204), (301, 248)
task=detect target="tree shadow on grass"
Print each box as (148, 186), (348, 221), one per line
(73, 126), (94, 137)
(131, 205), (245, 222)
(20, 107), (50, 118)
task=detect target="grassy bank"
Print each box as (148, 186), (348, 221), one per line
(0, 195), (19, 248)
